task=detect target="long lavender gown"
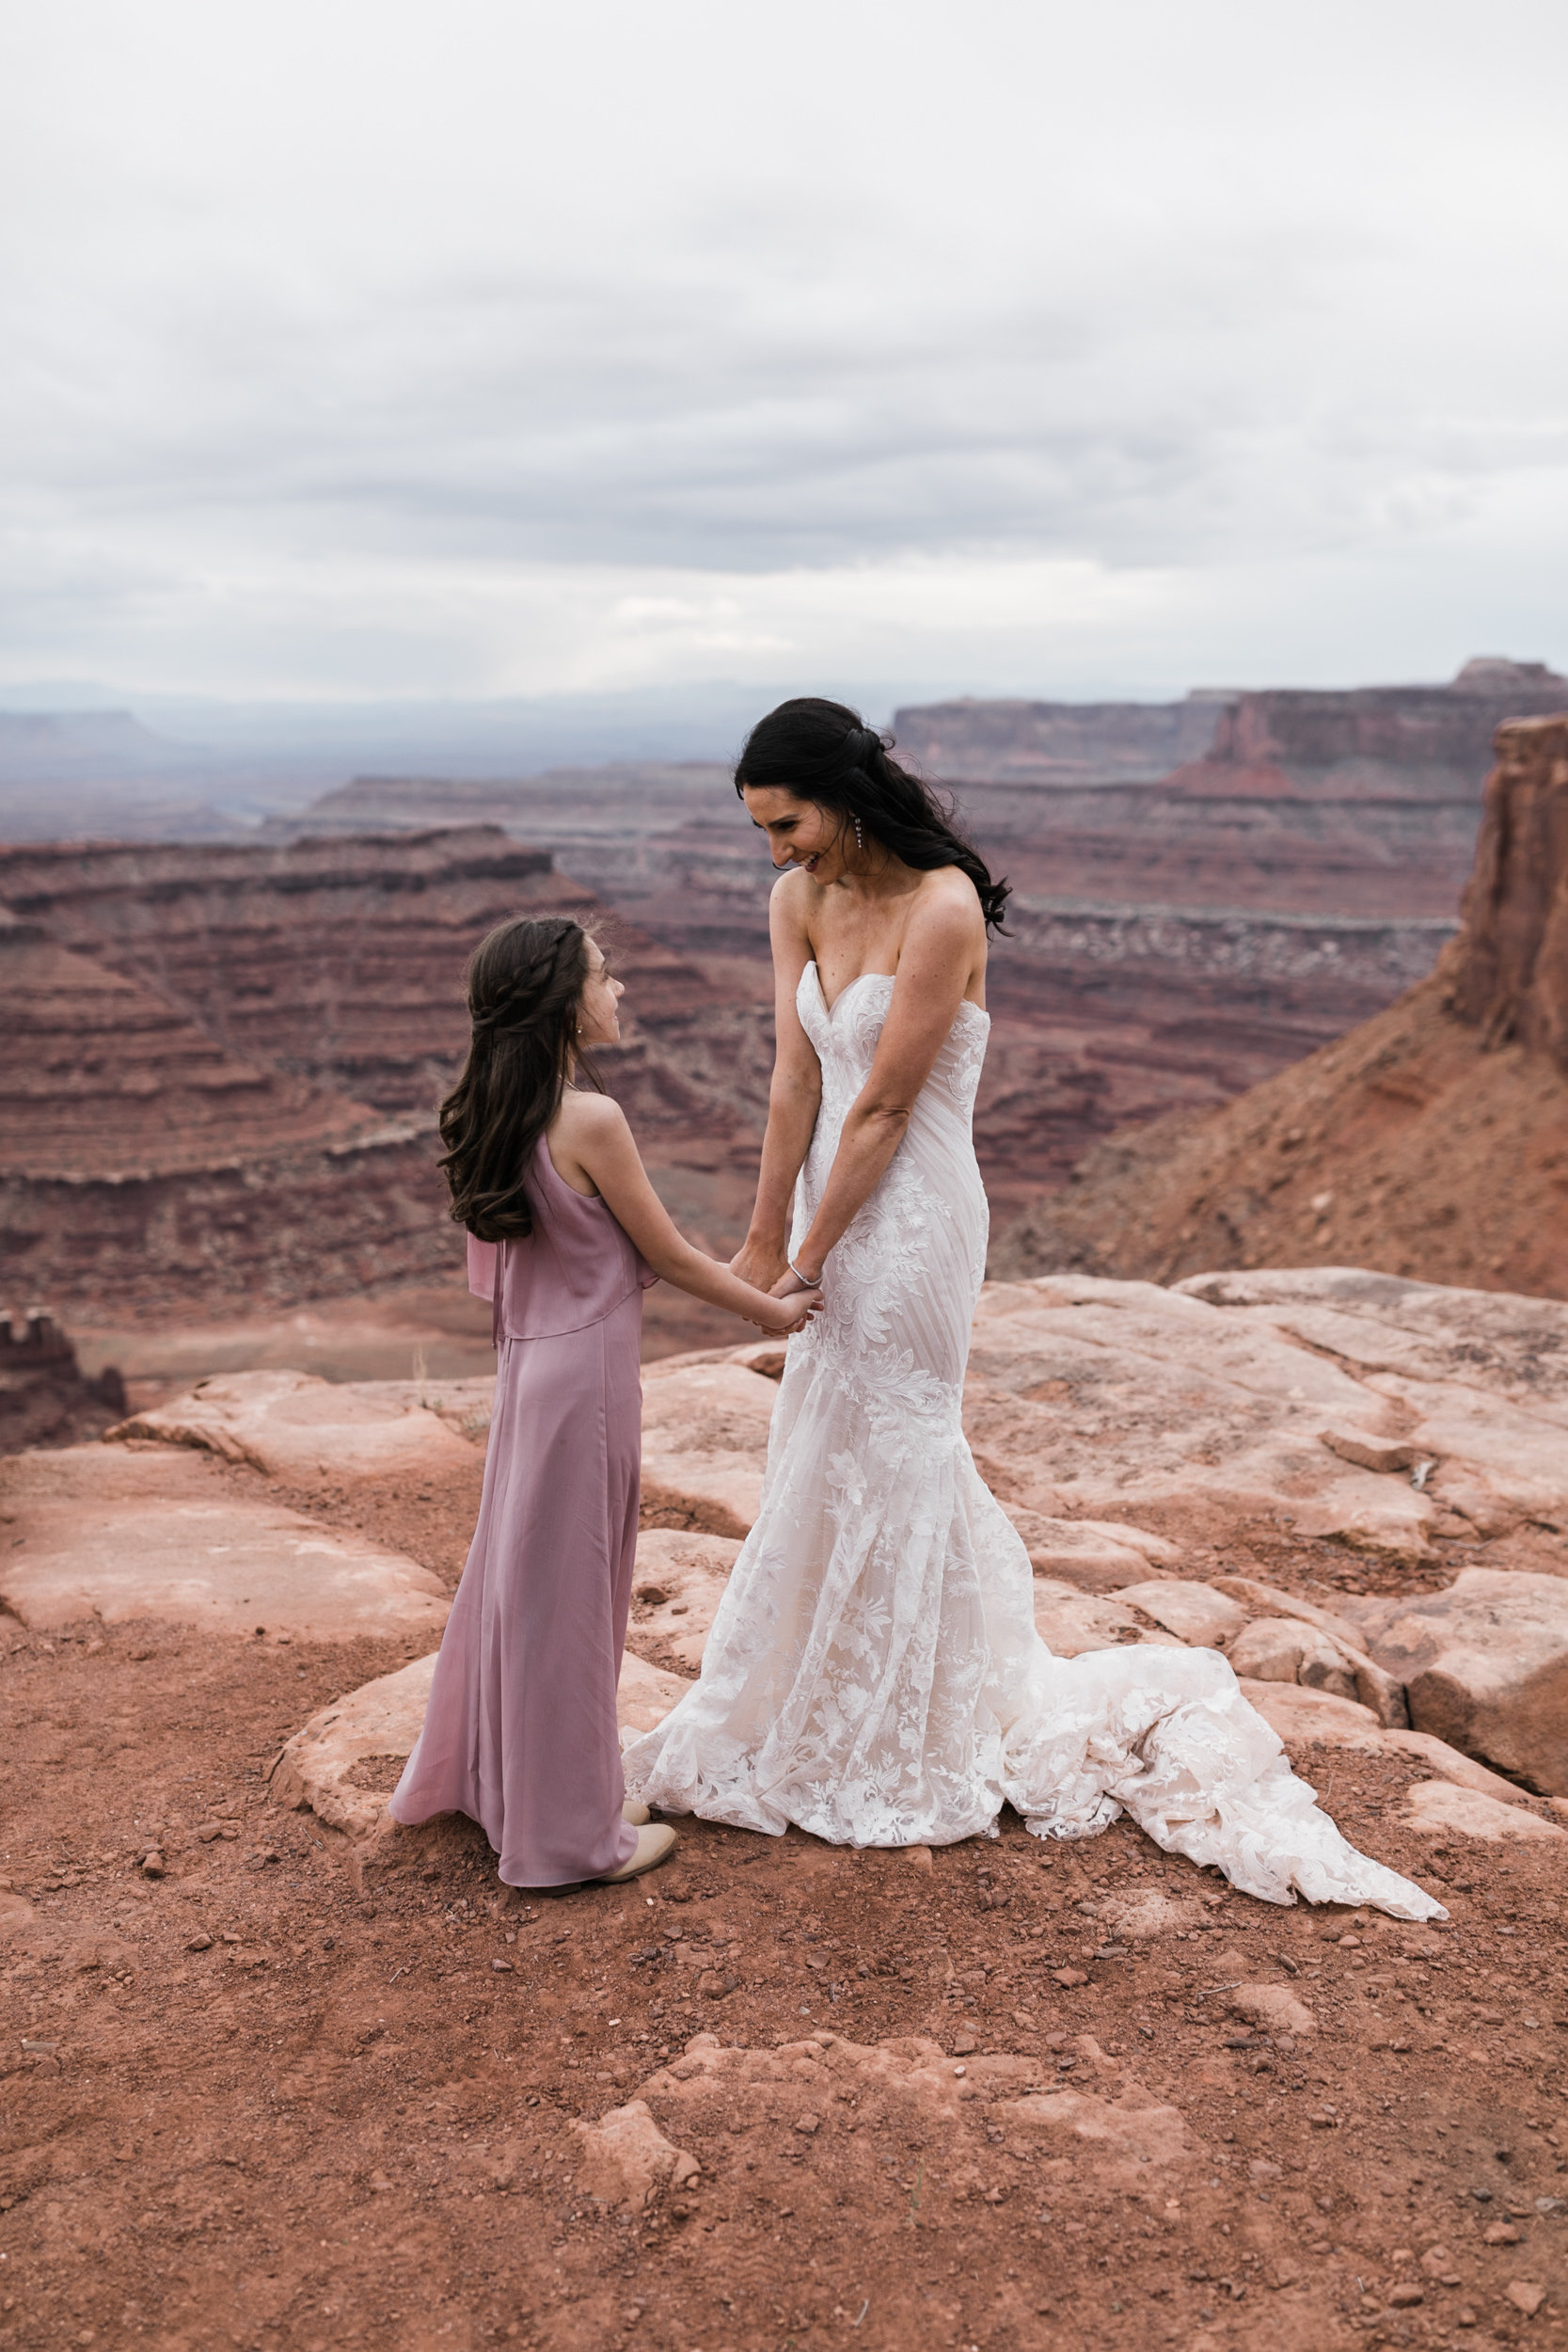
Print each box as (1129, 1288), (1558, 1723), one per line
(389, 1134), (654, 1885)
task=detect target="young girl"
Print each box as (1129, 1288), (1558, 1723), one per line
(388, 914), (818, 1886)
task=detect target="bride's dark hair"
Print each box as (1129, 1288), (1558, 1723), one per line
(735, 696), (1009, 933)
(437, 914), (602, 1240)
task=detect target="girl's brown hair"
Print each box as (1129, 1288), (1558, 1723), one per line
(437, 914), (600, 1240)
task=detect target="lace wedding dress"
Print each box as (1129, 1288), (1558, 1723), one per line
(623, 963), (1442, 1916)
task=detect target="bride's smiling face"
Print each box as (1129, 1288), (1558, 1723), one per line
(740, 787), (849, 882)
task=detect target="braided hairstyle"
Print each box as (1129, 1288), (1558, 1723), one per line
(437, 914), (600, 1239)
(735, 696), (1009, 933)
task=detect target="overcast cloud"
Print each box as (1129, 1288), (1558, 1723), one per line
(2, 0), (1566, 703)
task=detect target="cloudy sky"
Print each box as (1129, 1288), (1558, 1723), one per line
(3, 0), (1566, 708)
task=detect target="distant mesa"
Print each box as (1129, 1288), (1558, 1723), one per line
(0, 707), (186, 778)
(893, 657), (1568, 790)
(990, 710), (1568, 1303)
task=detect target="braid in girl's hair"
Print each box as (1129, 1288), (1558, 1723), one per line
(735, 697), (1010, 933)
(438, 915), (598, 1239)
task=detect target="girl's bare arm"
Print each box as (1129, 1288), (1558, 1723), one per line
(554, 1092), (817, 1334)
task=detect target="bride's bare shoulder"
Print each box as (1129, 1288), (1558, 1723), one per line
(907, 866), (985, 941)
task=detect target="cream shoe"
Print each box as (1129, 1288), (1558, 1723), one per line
(597, 1823), (677, 1883)
(623, 1799), (651, 1826)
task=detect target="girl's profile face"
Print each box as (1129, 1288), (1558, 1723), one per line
(576, 936), (625, 1048)
(740, 786), (849, 882)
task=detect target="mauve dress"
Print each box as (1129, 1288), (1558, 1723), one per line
(388, 1134), (654, 1885)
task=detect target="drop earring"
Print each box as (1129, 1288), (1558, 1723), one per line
(854, 816), (863, 853)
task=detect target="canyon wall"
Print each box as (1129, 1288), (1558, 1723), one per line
(0, 828), (775, 1324)
(990, 715), (1568, 1300)
(271, 671), (1551, 1211)
(895, 659), (1568, 920)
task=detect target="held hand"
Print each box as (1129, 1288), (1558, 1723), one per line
(730, 1239), (790, 1294)
(758, 1285), (822, 1335)
(769, 1271), (826, 1323)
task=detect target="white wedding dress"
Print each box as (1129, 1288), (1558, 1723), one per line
(624, 963), (1442, 1916)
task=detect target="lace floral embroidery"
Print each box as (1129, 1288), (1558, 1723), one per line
(621, 960), (1444, 1921)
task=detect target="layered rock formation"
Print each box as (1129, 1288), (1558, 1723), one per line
(0, 828), (773, 1323)
(895, 659), (1568, 917)
(270, 664), (1561, 1212)
(992, 716), (1568, 1296)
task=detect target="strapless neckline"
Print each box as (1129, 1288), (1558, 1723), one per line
(803, 960), (989, 1028)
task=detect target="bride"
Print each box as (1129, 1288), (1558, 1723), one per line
(623, 697), (1441, 1918)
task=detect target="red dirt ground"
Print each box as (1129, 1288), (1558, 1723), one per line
(3, 1465), (1567, 2352)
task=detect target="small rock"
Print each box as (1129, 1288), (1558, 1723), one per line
(491, 1959), (513, 1973)
(140, 1852), (165, 1879)
(1052, 1968), (1088, 1989)
(1506, 2281), (1544, 2317)
(794, 2114), (820, 2136)
(1419, 2245), (1455, 2278)
(1319, 1428), (1418, 1474)
(904, 1845), (934, 1872)
(196, 1823), (224, 1843)
(1387, 2283), (1423, 2307)
(185, 1932), (213, 1952)
(1536, 2197), (1566, 2216)
(1483, 2221), (1521, 2245)
(953, 2032), (976, 2055)
(368, 2171), (393, 2193)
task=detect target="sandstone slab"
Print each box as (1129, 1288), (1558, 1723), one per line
(1231, 1615), (1360, 1700)
(271, 1653), (436, 1836)
(1238, 1678), (1527, 1803)
(963, 1278), (1443, 1555)
(0, 1444), (450, 1640)
(962, 1268), (1568, 1559)
(1208, 1576), (1366, 1656)
(616, 1652), (697, 1735)
(107, 1368), (484, 1487)
(1002, 1512), (1180, 1591)
(1115, 1578), (1245, 1646)
(629, 1530), (742, 1673)
(1401, 1782), (1566, 1842)
(638, 1359), (778, 1536)
(1177, 1269), (1568, 1534)
(272, 1646), (696, 1838)
(1032, 1579), (1186, 1660)
(1347, 1569), (1568, 1794)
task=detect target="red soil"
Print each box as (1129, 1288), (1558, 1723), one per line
(3, 1453), (1565, 2352)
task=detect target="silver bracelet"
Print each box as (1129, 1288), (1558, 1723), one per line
(788, 1258), (821, 1288)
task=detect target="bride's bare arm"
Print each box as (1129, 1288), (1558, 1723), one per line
(730, 878), (822, 1293)
(787, 883), (983, 1281)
